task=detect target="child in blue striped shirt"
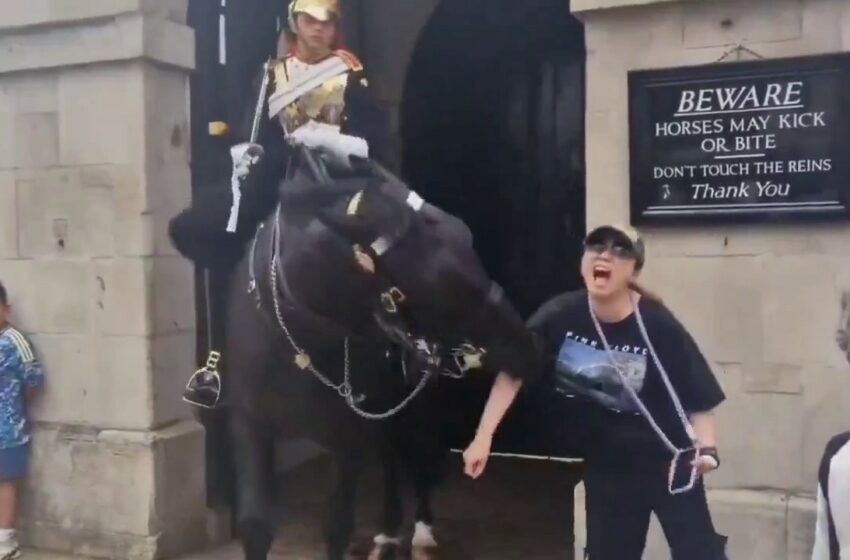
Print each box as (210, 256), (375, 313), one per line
(0, 282), (44, 559)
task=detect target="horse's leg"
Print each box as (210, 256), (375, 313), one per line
(411, 460), (438, 550)
(410, 391), (444, 551)
(325, 438), (366, 560)
(231, 410), (276, 560)
(371, 426), (404, 556)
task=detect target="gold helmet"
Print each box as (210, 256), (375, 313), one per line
(289, 0), (341, 28)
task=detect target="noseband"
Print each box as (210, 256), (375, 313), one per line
(344, 186), (501, 377)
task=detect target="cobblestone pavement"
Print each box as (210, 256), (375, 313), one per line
(23, 456), (583, 559)
(188, 455), (582, 559)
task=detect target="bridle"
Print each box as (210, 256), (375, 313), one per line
(342, 182), (504, 380)
(247, 203), (434, 420)
(244, 156), (497, 420)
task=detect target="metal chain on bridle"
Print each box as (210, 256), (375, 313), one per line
(588, 293), (700, 494)
(265, 207), (435, 421)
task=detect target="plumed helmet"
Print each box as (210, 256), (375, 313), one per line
(289, 0), (341, 31)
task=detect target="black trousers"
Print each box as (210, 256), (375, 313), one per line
(584, 466), (728, 560)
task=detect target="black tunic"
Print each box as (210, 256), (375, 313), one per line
(168, 53), (388, 269)
(230, 54), (389, 238)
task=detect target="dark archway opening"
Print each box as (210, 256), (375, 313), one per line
(401, 0), (587, 459)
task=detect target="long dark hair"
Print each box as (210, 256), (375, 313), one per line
(629, 280), (662, 305)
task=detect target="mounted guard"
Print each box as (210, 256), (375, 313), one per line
(167, 3), (542, 554)
(174, 0), (387, 408)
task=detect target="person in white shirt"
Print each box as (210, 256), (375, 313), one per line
(812, 291), (850, 560)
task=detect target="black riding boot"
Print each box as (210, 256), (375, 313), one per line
(184, 351), (223, 409)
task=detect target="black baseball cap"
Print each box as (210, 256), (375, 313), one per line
(584, 224), (646, 270)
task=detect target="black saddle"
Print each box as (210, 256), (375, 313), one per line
(280, 145), (402, 207)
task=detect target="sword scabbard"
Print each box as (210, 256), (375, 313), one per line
(250, 60), (272, 144)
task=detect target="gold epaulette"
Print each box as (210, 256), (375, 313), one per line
(334, 49), (363, 72)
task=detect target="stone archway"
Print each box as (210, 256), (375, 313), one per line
(400, 0), (588, 459)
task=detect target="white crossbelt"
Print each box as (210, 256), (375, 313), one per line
(267, 56), (349, 120)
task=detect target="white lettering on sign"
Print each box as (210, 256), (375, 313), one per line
(691, 182), (751, 200)
(756, 181), (790, 198)
(655, 119), (724, 137)
(638, 62), (845, 218)
(729, 115), (771, 132)
(734, 134), (776, 152)
(787, 159), (832, 173)
(654, 165), (698, 179)
(778, 112), (826, 129)
(676, 82), (803, 115)
(699, 162), (751, 177)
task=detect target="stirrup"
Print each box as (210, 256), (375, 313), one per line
(183, 351), (223, 409)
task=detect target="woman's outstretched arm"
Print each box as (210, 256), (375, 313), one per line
(463, 372), (524, 479)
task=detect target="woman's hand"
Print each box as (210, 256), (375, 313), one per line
(463, 432), (493, 479)
(463, 371), (523, 479)
(694, 445), (720, 475)
(695, 455), (719, 475)
(691, 412), (719, 476)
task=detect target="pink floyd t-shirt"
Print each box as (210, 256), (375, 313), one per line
(527, 291), (725, 468)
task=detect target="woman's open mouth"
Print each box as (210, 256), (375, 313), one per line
(592, 266), (612, 284)
(593, 267), (611, 279)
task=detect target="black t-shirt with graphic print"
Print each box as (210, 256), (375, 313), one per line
(527, 290), (725, 470)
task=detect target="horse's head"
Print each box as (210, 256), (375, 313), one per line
(314, 166), (541, 380)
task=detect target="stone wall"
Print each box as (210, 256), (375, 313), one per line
(0, 1), (213, 558)
(573, 0), (850, 558)
(342, 0), (441, 171)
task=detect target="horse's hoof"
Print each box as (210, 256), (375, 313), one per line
(368, 540), (400, 560)
(373, 533), (402, 546)
(411, 521), (438, 548)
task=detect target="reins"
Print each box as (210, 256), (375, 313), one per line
(246, 203), (433, 420)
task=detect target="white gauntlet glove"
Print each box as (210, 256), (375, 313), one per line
(289, 122), (369, 170)
(226, 142), (264, 233)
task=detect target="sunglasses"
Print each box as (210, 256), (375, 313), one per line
(584, 241), (637, 260)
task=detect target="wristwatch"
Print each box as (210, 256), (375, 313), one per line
(699, 446), (720, 469)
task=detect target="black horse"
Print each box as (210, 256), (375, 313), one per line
(171, 146), (539, 560)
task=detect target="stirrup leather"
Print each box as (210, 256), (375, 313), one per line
(183, 351), (223, 409)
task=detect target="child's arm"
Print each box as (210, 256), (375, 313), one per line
(0, 338), (24, 384)
(22, 359), (44, 401)
(7, 333), (44, 399)
(25, 386), (42, 402)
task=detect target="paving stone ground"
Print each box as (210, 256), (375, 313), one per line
(25, 455), (584, 559)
